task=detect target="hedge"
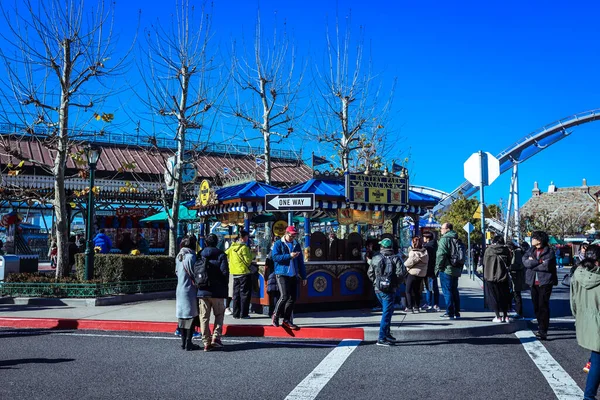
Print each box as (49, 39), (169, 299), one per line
(74, 254), (176, 282)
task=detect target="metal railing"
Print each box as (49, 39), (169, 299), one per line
(0, 122), (301, 161)
(0, 278), (177, 298)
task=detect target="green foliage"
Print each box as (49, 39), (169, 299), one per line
(438, 194), (482, 244)
(74, 254), (175, 282)
(4, 272), (101, 284)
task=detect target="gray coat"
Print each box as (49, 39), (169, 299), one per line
(175, 248), (199, 319)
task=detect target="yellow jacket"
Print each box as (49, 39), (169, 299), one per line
(225, 241), (253, 275)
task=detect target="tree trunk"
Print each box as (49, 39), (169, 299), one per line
(168, 68), (190, 257)
(341, 97), (350, 171)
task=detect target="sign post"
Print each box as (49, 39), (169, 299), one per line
(464, 150), (500, 308)
(463, 222), (475, 280)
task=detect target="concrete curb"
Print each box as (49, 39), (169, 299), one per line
(0, 291), (175, 307)
(0, 316), (533, 341)
(0, 317), (364, 340)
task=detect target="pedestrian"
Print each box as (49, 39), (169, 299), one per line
(422, 232), (440, 312)
(93, 229), (112, 254)
(48, 241), (58, 268)
(483, 235), (512, 323)
(136, 233), (150, 255)
(570, 244), (600, 400)
(119, 232), (135, 255)
(175, 235), (200, 351)
(271, 226), (307, 330)
(197, 233), (229, 352)
(225, 230), (254, 319)
(265, 239), (280, 317)
(556, 246), (564, 269)
(366, 238), (382, 311)
(367, 238), (404, 346)
(404, 236), (428, 313)
(522, 230), (557, 340)
(67, 235), (79, 276)
(75, 234), (85, 252)
(435, 223), (462, 319)
(507, 242), (527, 319)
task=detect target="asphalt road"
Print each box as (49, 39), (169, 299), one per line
(0, 321), (591, 400)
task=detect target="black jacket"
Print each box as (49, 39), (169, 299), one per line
(197, 246), (229, 298)
(522, 245), (558, 287)
(423, 240), (438, 278)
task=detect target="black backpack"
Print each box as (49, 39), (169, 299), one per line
(376, 255), (396, 292)
(449, 238), (466, 268)
(192, 255), (210, 288)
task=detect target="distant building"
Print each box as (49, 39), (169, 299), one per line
(521, 179), (600, 236)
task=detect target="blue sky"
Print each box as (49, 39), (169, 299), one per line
(3, 0), (600, 209)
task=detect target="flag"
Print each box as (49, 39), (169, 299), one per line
(312, 154), (329, 167)
(223, 167), (230, 175)
(255, 157), (264, 166)
(392, 162), (404, 173)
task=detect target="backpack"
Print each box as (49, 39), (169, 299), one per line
(376, 255), (396, 292)
(192, 256), (210, 288)
(449, 238), (466, 268)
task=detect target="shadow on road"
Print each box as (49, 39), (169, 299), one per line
(0, 357), (75, 369)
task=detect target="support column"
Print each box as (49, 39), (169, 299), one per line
(513, 164), (520, 243)
(198, 219), (206, 249)
(504, 165), (516, 241)
(303, 212), (310, 248)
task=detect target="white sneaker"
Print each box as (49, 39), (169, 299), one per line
(224, 308), (233, 316)
(433, 305), (440, 312)
(492, 317), (503, 323)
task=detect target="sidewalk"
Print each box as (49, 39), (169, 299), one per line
(0, 275), (531, 340)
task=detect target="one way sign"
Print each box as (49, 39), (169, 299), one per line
(265, 193), (315, 212)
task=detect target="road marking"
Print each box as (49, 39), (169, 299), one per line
(49, 332), (337, 347)
(514, 330), (583, 399)
(285, 339), (361, 400)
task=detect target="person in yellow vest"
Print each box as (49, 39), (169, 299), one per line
(225, 230), (254, 319)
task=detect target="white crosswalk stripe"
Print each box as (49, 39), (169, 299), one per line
(515, 330), (584, 399)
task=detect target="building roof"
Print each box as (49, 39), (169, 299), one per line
(0, 135), (312, 185)
(521, 183), (599, 221)
(215, 181), (281, 202)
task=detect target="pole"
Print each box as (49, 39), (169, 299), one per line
(479, 151), (487, 308)
(467, 233), (472, 280)
(513, 164), (520, 243)
(84, 164), (96, 281)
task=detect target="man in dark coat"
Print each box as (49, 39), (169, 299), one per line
(522, 230), (557, 340)
(422, 231), (440, 311)
(197, 233), (229, 351)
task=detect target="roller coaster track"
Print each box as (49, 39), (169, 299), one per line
(433, 108), (600, 213)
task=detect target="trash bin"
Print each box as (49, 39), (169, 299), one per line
(17, 255), (39, 273)
(0, 255), (20, 281)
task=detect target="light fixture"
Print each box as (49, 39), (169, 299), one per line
(85, 145), (102, 166)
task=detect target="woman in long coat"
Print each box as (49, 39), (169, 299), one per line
(483, 235), (512, 323)
(507, 242), (528, 320)
(176, 235), (200, 351)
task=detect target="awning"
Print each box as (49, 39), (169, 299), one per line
(139, 205), (197, 222)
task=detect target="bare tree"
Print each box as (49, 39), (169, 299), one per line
(0, 0), (129, 277)
(312, 13), (396, 172)
(135, 0), (225, 256)
(230, 11), (303, 185)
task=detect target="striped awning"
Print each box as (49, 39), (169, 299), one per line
(195, 201), (266, 216)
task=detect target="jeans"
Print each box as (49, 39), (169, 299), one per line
(424, 276), (440, 307)
(531, 284), (552, 334)
(376, 291), (395, 341)
(232, 274), (252, 318)
(585, 350), (600, 400)
(439, 273), (460, 316)
(199, 297), (225, 346)
(274, 275), (298, 322)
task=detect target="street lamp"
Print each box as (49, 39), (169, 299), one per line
(84, 145), (102, 281)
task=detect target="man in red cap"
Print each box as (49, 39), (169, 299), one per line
(271, 225), (307, 329)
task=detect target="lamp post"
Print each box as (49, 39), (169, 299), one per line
(84, 145), (102, 281)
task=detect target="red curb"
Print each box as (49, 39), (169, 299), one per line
(0, 317), (364, 340)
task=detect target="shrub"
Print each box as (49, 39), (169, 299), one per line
(3, 272), (102, 284)
(74, 254), (175, 282)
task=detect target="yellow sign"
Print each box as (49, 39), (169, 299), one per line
(273, 220), (288, 237)
(199, 180), (210, 206)
(473, 204), (492, 219)
(337, 209), (385, 225)
(221, 212), (244, 225)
